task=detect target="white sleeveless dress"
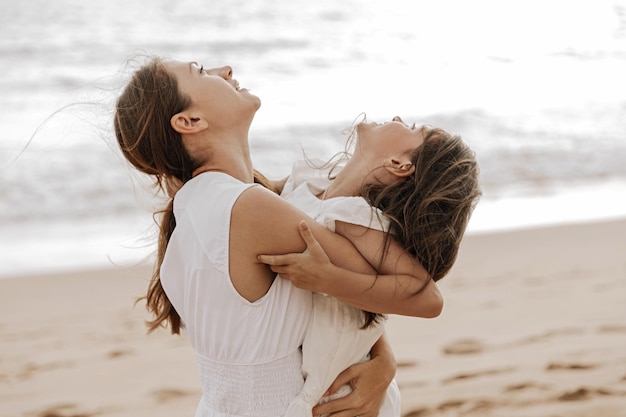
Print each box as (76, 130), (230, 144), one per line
(160, 172), (313, 417)
(281, 161), (401, 417)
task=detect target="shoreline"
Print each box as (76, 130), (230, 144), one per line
(3, 187), (626, 280)
(2, 217), (625, 416)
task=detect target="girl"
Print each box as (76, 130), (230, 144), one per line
(260, 117), (481, 416)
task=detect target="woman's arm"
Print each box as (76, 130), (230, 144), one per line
(233, 185), (377, 275)
(259, 220), (443, 317)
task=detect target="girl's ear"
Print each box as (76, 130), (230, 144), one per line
(170, 112), (209, 135)
(383, 157), (415, 178)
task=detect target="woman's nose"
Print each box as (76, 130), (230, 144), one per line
(218, 65), (233, 80)
(205, 65), (233, 80)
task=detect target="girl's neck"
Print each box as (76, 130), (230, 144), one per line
(322, 159), (368, 199)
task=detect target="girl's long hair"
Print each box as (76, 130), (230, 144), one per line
(321, 122), (481, 327)
(363, 128), (481, 282)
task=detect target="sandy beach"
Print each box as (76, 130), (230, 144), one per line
(1, 218), (625, 417)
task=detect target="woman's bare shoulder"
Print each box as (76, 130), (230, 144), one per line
(231, 185), (310, 254)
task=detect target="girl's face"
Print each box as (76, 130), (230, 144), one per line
(356, 116), (426, 160)
(166, 60), (261, 126)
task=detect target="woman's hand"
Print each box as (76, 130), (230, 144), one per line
(312, 336), (396, 417)
(258, 221), (344, 293)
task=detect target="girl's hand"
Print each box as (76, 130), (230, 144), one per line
(258, 221), (337, 292)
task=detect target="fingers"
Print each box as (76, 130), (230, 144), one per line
(312, 395), (350, 417)
(257, 220), (318, 266)
(326, 366), (354, 395)
(298, 220), (316, 246)
(257, 253), (292, 266)
(299, 220), (325, 254)
(311, 391), (365, 417)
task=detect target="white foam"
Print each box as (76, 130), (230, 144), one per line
(468, 180), (626, 233)
(0, 216), (155, 279)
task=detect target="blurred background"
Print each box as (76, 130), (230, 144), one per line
(1, 0), (625, 277)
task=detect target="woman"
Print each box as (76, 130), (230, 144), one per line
(260, 117), (481, 416)
(114, 58), (445, 417)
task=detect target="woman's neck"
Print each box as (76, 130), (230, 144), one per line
(192, 136), (254, 183)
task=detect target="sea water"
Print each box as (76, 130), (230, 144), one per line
(1, 0), (625, 277)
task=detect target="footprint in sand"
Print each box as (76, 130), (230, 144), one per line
(437, 399), (466, 411)
(439, 399), (497, 414)
(106, 349), (133, 359)
(503, 381), (550, 392)
(401, 400), (467, 417)
(402, 408), (433, 417)
(545, 362), (597, 371)
(152, 388), (196, 403)
(442, 338), (485, 355)
(597, 324), (626, 333)
(557, 386), (614, 401)
(404, 398), (497, 417)
(38, 411), (94, 417)
(36, 403), (95, 417)
(442, 367), (514, 384)
(397, 359), (418, 368)
(18, 361), (72, 380)
(516, 327), (585, 345)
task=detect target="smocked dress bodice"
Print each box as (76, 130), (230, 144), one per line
(160, 172), (313, 417)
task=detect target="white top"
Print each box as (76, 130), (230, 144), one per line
(281, 160), (401, 417)
(281, 161), (389, 233)
(161, 172), (313, 417)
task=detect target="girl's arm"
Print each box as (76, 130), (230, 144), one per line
(333, 220), (443, 317)
(258, 221), (443, 318)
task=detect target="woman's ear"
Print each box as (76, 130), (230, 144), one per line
(383, 157), (415, 178)
(170, 112), (209, 135)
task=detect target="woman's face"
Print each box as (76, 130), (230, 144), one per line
(356, 116), (426, 160)
(166, 61), (261, 125)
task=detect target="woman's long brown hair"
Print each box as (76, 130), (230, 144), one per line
(114, 58), (192, 334)
(115, 58), (278, 334)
